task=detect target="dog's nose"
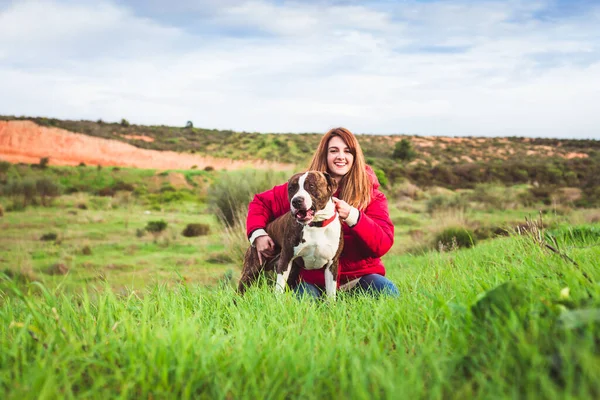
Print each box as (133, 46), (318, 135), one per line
(292, 197), (304, 208)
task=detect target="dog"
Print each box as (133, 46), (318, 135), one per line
(238, 171), (343, 299)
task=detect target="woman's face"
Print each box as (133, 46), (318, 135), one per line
(327, 135), (354, 181)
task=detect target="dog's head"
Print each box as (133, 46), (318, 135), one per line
(287, 171), (337, 224)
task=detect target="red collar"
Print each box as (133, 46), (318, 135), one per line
(309, 212), (338, 228)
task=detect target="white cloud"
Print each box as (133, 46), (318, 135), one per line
(0, 0), (599, 138)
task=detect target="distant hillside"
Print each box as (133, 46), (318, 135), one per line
(1, 116), (599, 205)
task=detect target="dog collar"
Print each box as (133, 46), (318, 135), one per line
(309, 212), (338, 228)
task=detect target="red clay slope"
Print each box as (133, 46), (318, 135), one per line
(0, 120), (294, 171)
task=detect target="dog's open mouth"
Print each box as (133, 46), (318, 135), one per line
(295, 207), (315, 223)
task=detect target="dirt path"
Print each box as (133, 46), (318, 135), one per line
(0, 120), (295, 171)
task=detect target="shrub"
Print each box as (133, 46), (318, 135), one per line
(0, 204), (3, 217)
(77, 203), (88, 210)
(0, 161), (11, 175)
(36, 177), (61, 206)
(121, 118), (130, 127)
(82, 245), (92, 255)
(136, 228), (146, 238)
(434, 227), (476, 250)
(145, 220), (168, 235)
(392, 139), (416, 161)
(208, 170), (288, 227)
(426, 194), (467, 214)
(40, 232), (58, 241)
(97, 187), (115, 197)
(528, 186), (555, 206)
(204, 166), (214, 172)
(159, 184), (176, 193)
(373, 168), (389, 187)
(395, 182), (423, 200)
(47, 263), (69, 275)
(113, 180), (135, 192)
(222, 206), (251, 266)
(182, 223), (210, 237)
(39, 157), (50, 169)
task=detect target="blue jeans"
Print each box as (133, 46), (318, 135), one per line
(294, 274), (400, 299)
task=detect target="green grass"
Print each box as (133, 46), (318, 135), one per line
(1, 165), (599, 398)
(1, 228), (599, 399)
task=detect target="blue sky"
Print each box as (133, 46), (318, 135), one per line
(0, 0), (599, 138)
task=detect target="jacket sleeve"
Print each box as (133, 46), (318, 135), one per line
(349, 189), (394, 257)
(246, 182), (289, 238)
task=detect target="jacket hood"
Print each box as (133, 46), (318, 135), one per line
(365, 164), (380, 190)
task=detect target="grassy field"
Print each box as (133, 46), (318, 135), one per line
(1, 164), (599, 399)
(1, 224), (599, 399)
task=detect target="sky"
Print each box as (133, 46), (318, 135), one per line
(0, 0), (599, 138)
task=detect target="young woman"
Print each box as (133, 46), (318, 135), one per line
(246, 127), (399, 298)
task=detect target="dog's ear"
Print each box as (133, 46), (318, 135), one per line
(323, 172), (336, 194)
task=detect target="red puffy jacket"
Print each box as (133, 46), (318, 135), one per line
(246, 166), (394, 287)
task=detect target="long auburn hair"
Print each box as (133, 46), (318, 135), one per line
(307, 127), (371, 210)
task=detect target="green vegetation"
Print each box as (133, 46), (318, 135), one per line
(1, 222), (599, 398)
(3, 116), (599, 202)
(0, 120), (599, 398)
(208, 169), (289, 227)
(182, 223), (210, 237)
(392, 138), (417, 161)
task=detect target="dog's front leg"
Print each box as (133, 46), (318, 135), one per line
(324, 260), (338, 300)
(275, 250), (295, 294)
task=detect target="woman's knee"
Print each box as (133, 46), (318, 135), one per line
(357, 274), (400, 297)
(294, 282), (323, 299)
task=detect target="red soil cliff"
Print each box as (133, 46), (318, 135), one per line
(0, 120), (293, 171)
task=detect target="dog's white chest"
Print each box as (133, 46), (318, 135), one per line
(294, 219), (341, 270)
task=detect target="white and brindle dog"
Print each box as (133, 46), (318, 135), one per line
(238, 171), (343, 299)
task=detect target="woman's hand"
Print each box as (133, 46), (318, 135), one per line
(255, 235), (276, 264)
(333, 197), (352, 220)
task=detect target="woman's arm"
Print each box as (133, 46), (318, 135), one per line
(346, 190), (394, 257)
(246, 182), (290, 240)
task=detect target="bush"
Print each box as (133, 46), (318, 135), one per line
(0, 204), (3, 217)
(121, 118), (130, 127)
(47, 263), (69, 275)
(426, 194), (467, 214)
(208, 170), (288, 227)
(81, 245), (92, 255)
(182, 223), (210, 237)
(36, 177), (61, 206)
(97, 187), (115, 197)
(40, 232), (58, 241)
(21, 179), (37, 207)
(434, 227), (476, 250)
(528, 186), (555, 206)
(392, 139), (417, 161)
(39, 157), (50, 169)
(373, 168), (389, 187)
(145, 220), (168, 235)
(113, 181), (135, 192)
(0, 161), (11, 175)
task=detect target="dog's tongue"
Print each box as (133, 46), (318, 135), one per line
(296, 209), (315, 221)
